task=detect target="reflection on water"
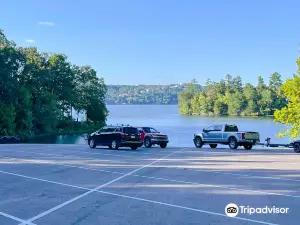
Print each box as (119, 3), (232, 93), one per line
(25, 105), (291, 146)
(107, 105), (291, 147)
(25, 134), (87, 144)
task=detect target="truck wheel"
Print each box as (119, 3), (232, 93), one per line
(194, 137), (203, 148)
(160, 143), (167, 148)
(144, 137), (152, 148)
(294, 143), (300, 153)
(209, 144), (217, 149)
(229, 137), (238, 149)
(130, 146), (138, 150)
(89, 139), (96, 148)
(243, 143), (253, 150)
(111, 140), (119, 150)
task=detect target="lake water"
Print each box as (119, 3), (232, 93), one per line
(25, 105), (291, 146)
(106, 105), (291, 147)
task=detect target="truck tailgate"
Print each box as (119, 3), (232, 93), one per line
(244, 132), (260, 140)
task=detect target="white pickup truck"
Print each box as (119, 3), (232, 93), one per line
(193, 124), (260, 150)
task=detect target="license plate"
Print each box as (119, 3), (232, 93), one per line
(131, 136), (135, 138)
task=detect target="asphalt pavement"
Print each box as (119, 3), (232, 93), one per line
(0, 144), (299, 225)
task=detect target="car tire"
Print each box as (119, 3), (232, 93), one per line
(194, 137), (203, 148)
(243, 143), (253, 150)
(130, 146), (138, 150)
(160, 143), (167, 148)
(111, 140), (119, 150)
(144, 137), (152, 148)
(89, 139), (96, 148)
(294, 143), (300, 153)
(209, 144), (217, 149)
(108, 145), (113, 149)
(228, 137), (238, 149)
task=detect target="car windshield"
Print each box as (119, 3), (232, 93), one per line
(143, 127), (159, 133)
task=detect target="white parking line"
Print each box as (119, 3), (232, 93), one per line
(0, 170), (278, 225)
(54, 147), (171, 157)
(2, 153), (300, 200)
(0, 148), (168, 161)
(190, 169), (300, 182)
(6, 148), (139, 159)
(186, 149), (299, 160)
(18, 148), (186, 225)
(3, 148), (300, 180)
(97, 191), (279, 225)
(11, 145), (170, 157)
(2, 149), (300, 199)
(0, 170), (89, 191)
(0, 212), (36, 225)
(0, 149), (155, 165)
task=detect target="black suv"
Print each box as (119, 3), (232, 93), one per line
(88, 125), (143, 150)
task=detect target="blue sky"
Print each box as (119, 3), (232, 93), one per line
(1, 0), (299, 85)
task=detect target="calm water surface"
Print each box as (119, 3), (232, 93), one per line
(107, 105), (291, 147)
(26, 105), (291, 146)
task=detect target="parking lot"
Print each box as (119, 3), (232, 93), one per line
(0, 144), (299, 225)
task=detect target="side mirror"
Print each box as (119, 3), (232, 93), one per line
(203, 128), (207, 133)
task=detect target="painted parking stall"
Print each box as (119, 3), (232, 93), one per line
(0, 144), (299, 225)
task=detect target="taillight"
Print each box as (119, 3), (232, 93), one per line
(242, 133), (245, 139)
(120, 133), (125, 137)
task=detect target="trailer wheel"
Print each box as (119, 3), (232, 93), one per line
(229, 137), (238, 149)
(243, 143), (253, 150)
(294, 143), (300, 153)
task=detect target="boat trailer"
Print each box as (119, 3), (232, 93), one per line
(257, 138), (300, 153)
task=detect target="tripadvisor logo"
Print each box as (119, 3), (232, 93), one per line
(225, 203), (289, 217)
(225, 203), (239, 217)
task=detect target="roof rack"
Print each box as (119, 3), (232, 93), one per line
(108, 124), (132, 127)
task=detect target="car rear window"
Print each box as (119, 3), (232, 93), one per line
(225, 125), (238, 132)
(123, 127), (139, 134)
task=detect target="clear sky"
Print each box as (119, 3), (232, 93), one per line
(1, 0), (299, 85)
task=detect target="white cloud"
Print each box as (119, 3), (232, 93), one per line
(38, 21), (55, 26)
(25, 39), (36, 43)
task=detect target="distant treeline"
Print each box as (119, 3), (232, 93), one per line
(106, 84), (202, 105)
(0, 29), (107, 137)
(178, 74), (287, 116)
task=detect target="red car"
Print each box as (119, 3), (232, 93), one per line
(137, 127), (169, 148)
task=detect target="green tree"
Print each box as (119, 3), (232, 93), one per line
(257, 76), (265, 90)
(232, 76), (243, 92)
(198, 93), (210, 116)
(213, 98), (227, 116)
(243, 83), (259, 116)
(0, 29), (108, 137)
(269, 72), (287, 112)
(228, 92), (246, 116)
(0, 103), (16, 135)
(225, 74), (233, 94)
(178, 79), (199, 115)
(190, 95), (200, 114)
(178, 92), (191, 114)
(274, 58), (300, 138)
(15, 87), (33, 136)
